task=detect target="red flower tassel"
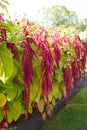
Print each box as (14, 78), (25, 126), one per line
(63, 65), (72, 103)
(22, 42), (35, 119)
(54, 43), (61, 68)
(72, 60), (79, 89)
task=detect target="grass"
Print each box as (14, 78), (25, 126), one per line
(40, 86), (87, 130)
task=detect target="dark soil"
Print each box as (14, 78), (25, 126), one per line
(6, 76), (87, 130)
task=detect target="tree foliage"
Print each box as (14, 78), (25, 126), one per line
(78, 18), (87, 32)
(40, 5), (79, 27)
(0, 0), (9, 14)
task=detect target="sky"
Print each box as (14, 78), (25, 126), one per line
(7, 0), (87, 21)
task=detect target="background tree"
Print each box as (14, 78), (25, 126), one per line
(39, 5), (79, 28)
(77, 18), (87, 32)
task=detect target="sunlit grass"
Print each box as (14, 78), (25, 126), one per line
(40, 86), (87, 130)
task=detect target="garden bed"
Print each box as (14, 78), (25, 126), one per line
(7, 75), (87, 130)
(0, 17), (87, 130)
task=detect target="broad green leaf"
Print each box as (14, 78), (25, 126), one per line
(33, 66), (41, 77)
(53, 82), (62, 99)
(52, 97), (56, 106)
(30, 80), (41, 102)
(30, 84), (37, 101)
(0, 22), (16, 43)
(6, 20), (15, 27)
(13, 100), (23, 113)
(38, 100), (44, 113)
(53, 83), (59, 97)
(60, 54), (68, 63)
(0, 58), (5, 83)
(7, 87), (17, 101)
(31, 44), (38, 51)
(0, 80), (14, 89)
(58, 90), (62, 100)
(16, 34), (25, 41)
(0, 85), (5, 93)
(71, 44), (76, 57)
(7, 109), (13, 123)
(17, 69), (24, 84)
(8, 104), (20, 123)
(0, 109), (4, 122)
(54, 69), (63, 82)
(16, 84), (24, 99)
(0, 45), (14, 83)
(13, 110), (20, 121)
(0, 93), (7, 107)
(34, 85), (42, 103)
(14, 59), (20, 68)
(11, 64), (17, 80)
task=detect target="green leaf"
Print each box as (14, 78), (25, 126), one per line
(53, 83), (59, 97)
(16, 34), (25, 41)
(34, 66), (41, 77)
(14, 59), (20, 68)
(2, 80), (14, 89)
(0, 93), (7, 107)
(71, 44), (76, 57)
(7, 87), (17, 101)
(55, 69), (63, 82)
(14, 83), (24, 99)
(38, 100), (44, 113)
(17, 68), (23, 84)
(58, 90), (62, 100)
(8, 104), (20, 123)
(0, 45), (14, 83)
(7, 109), (13, 123)
(53, 82), (62, 100)
(52, 97), (56, 106)
(13, 110), (20, 121)
(0, 22), (16, 43)
(6, 20), (15, 27)
(30, 80), (41, 103)
(61, 54), (68, 63)
(31, 44), (38, 51)
(11, 64), (17, 79)
(0, 109), (4, 122)
(0, 85), (5, 93)
(13, 100), (23, 113)
(34, 85), (42, 103)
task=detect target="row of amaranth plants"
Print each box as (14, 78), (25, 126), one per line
(0, 16), (87, 127)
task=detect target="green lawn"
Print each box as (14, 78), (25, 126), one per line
(40, 86), (87, 130)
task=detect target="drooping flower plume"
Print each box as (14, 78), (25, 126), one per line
(72, 60), (79, 88)
(63, 64), (72, 103)
(34, 27), (54, 103)
(22, 41), (35, 119)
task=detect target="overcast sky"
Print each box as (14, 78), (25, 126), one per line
(8, 0), (87, 21)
